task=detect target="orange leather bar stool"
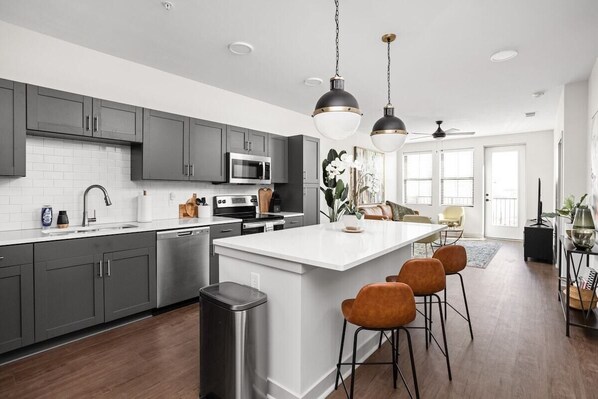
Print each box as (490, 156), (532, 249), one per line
(335, 283), (419, 399)
(387, 258), (452, 380)
(433, 245), (474, 340)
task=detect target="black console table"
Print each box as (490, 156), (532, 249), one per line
(557, 236), (598, 336)
(523, 220), (554, 263)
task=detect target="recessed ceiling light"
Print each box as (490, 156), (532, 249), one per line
(490, 49), (518, 63)
(228, 42), (254, 55)
(161, 1), (173, 11)
(525, 112), (536, 118)
(304, 77), (323, 87)
(532, 91), (545, 98)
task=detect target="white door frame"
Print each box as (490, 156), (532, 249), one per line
(484, 145), (526, 240)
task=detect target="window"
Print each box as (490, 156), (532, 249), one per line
(441, 149), (474, 206)
(403, 152), (433, 205)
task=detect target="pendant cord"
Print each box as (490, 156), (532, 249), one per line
(334, 0), (340, 77)
(387, 39), (391, 106)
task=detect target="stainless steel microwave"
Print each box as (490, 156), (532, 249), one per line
(227, 153), (271, 184)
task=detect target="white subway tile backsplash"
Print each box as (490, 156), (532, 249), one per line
(0, 136), (265, 231)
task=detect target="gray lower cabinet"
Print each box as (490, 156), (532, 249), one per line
(303, 186), (320, 226)
(189, 118), (227, 182)
(209, 223), (242, 284)
(284, 215), (304, 229)
(34, 232), (156, 343)
(0, 79), (26, 177)
(269, 134), (288, 183)
(0, 244), (34, 355)
(27, 85), (142, 143)
(92, 98), (142, 142)
(226, 126), (269, 156)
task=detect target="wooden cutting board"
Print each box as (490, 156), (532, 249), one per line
(258, 188), (272, 213)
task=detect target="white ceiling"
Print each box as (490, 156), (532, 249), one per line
(1, 0), (597, 140)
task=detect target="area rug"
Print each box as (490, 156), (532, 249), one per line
(413, 240), (502, 269)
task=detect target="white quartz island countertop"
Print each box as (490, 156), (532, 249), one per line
(214, 219), (446, 271)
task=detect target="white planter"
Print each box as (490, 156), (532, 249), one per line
(343, 214), (364, 230)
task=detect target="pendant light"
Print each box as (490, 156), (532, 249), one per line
(370, 33), (408, 152)
(312, 0), (362, 140)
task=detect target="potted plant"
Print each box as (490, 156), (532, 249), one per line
(543, 194), (588, 236)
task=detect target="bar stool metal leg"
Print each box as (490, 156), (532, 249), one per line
(458, 272), (474, 340)
(444, 286), (448, 321)
(391, 329), (397, 388)
(335, 319), (347, 390)
(350, 328), (362, 399)
(402, 327), (420, 399)
(423, 296), (429, 350)
(433, 293), (452, 380)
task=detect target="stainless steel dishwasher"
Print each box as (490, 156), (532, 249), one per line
(156, 227), (210, 308)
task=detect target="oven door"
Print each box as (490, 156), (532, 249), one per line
(242, 220), (285, 235)
(228, 153), (272, 184)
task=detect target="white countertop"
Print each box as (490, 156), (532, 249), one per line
(260, 212), (304, 218)
(0, 217), (242, 246)
(214, 220), (446, 271)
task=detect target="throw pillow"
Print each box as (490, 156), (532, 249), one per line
(386, 200), (416, 221)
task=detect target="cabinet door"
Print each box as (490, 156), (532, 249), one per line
(26, 85), (92, 137)
(303, 186), (320, 226)
(303, 136), (320, 184)
(0, 79), (26, 177)
(103, 247), (156, 323)
(189, 118), (227, 182)
(270, 135), (288, 183)
(0, 264), (34, 354)
(248, 130), (269, 156)
(35, 254), (104, 342)
(142, 109), (189, 180)
(209, 223), (242, 284)
(92, 98), (142, 142)
(226, 125), (249, 154)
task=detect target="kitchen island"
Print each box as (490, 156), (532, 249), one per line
(213, 220), (445, 399)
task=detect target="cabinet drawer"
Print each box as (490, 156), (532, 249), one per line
(285, 215), (304, 229)
(210, 223), (242, 240)
(0, 244), (33, 268)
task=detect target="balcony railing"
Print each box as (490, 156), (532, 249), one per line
(491, 197), (518, 227)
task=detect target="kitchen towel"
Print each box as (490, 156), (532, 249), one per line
(265, 222), (274, 232)
(137, 191), (152, 223)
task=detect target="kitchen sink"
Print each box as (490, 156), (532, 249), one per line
(41, 223), (139, 236)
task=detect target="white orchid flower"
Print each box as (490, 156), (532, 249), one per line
(340, 153), (352, 163)
(330, 158), (344, 169)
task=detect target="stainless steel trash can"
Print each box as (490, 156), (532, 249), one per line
(199, 282), (268, 399)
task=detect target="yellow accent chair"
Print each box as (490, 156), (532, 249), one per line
(438, 206), (465, 227)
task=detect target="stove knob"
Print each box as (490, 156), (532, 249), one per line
(222, 199), (226, 204)
(217, 200), (222, 204)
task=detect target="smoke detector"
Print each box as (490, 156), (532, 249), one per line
(490, 49), (518, 63)
(228, 42), (254, 55)
(304, 77), (323, 87)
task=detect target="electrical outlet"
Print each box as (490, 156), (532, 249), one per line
(168, 192), (176, 205)
(250, 272), (260, 290)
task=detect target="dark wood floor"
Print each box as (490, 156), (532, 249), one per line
(1, 241), (598, 398)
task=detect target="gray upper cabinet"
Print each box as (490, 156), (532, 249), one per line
(248, 130), (269, 156)
(227, 125), (249, 153)
(303, 136), (320, 184)
(27, 85), (92, 137)
(189, 118), (227, 182)
(0, 79), (26, 177)
(270, 134), (288, 183)
(135, 109), (189, 181)
(226, 126), (269, 156)
(92, 99), (142, 142)
(27, 85), (142, 143)
(0, 244), (34, 355)
(34, 232), (156, 343)
(103, 247), (156, 322)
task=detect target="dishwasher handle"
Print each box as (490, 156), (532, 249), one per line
(157, 227), (210, 240)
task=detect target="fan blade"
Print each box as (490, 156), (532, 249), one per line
(408, 135), (431, 141)
(445, 128), (461, 133)
(446, 131), (475, 136)
(409, 132), (433, 135)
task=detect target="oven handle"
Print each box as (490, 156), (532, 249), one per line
(243, 220), (285, 229)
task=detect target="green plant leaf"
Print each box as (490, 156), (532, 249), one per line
(335, 179), (345, 199)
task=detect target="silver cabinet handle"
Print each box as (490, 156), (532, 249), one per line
(93, 116), (99, 132)
(290, 221), (299, 224)
(220, 229), (233, 233)
(190, 164), (195, 176)
(107, 259), (111, 277)
(184, 164), (189, 176)
(249, 141), (252, 152)
(99, 260), (103, 278)
(303, 171), (306, 180)
(85, 116), (91, 131)
(244, 141), (248, 150)
(0, 256), (5, 261)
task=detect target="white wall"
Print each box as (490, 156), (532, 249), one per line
(0, 21), (397, 230)
(397, 130), (554, 238)
(587, 59), (598, 212)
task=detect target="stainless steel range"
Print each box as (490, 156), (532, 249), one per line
(213, 195), (284, 235)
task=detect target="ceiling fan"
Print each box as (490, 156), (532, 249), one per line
(410, 120), (475, 140)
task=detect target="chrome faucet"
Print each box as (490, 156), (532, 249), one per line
(82, 184), (112, 226)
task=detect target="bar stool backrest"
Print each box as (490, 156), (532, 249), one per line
(397, 258), (446, 295)
(433, 245), (467, 274)
(349, 283), (416, 329)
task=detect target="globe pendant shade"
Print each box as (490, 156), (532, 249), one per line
(313, 77), (362, 140)
(370, 106), (408, 152)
